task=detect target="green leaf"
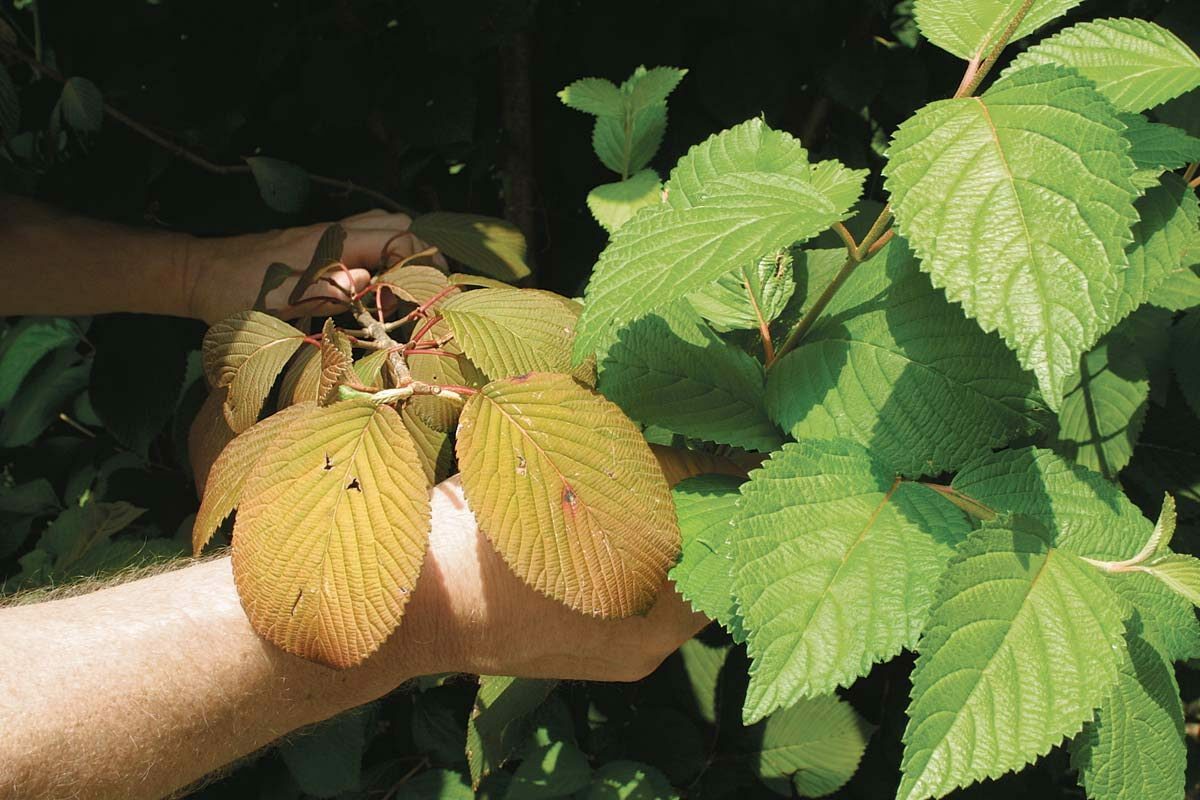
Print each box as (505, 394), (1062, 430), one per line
(1048, 338), (1149, 478)
(665, 118), (811, 209)
(0, 316), (81, 411)
(89, 315), (192, 454)
(202, 311), (306, 432)
(575, 171), (853, 363)
(585, 761), (678, 800)
(1070, 627), (1185, 800)
(884, 65), (1140, 409)
(897, 518), (1129, 800)
(591, 66), (687, 178)
(245, 155), (310, 214)
(766, 240), (1046, 477)
(439, 287), (583, 381)
(1140, 553), (1200, 606)
(1111, 173), (1200, 324)
(677, 638), (729, 725)
(668, 474), (744, 639)
(57, 76), (103, 131)
(411, 212), (531, 282)
(687, 250), (796, 333)
(467, 676), (557, 789)
(734, 439), (969, 722)
(1173, 310), (1200, 418)
(599, 304), (782, 452)
(506, 741), (591, 800)
(288, 224), (347, 305)
(192, 402), (316, 554)
(231, 400), (432, 668)
(402, 769), (475, 800)
(587, 169), (663, 233)
(751, 694), (873, 798)
(912, 0), (1084, 60)
(455, 373), (678, 617)
(952, 446), (1200, 660)
(1148, 229), (1200, 310)
(279, 706), (370, 798)
(558, 77), (624, 117)
(1120, 114), (1200, 173)
(0, 349), (89, 448)
(1006, 18), (1200, 112)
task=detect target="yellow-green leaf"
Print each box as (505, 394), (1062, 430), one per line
(231, 400), (432, 668)
(280, 346), (322, 405)
(411, 212), (531, 281)
(439, 287), (582, 381)
(374, 264), (455, 305)
(202, 311), (307, 432)
(318, 319), (352, 404)
(192, 402), (316, 554)
(402, 405), (454, 484)
(188, 388), (235, 493)
(456, 373), (678, 617)
(288, 224), (347, 305)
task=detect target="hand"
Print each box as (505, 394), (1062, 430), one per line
(184, 209), (434, 324)
(362, 445), (748, 693)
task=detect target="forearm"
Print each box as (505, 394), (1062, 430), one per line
(0, 477), (704, 800)
(0, 195), (197, 319)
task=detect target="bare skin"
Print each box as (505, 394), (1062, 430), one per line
(0, 197), (712, 800)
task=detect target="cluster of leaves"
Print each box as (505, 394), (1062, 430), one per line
(556, 4), (1200, 800)
(193, 225), (680, 667)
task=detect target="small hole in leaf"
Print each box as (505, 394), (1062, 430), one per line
(347, 477), (362, 492)
(562, 485), (578, 512)
(516, 455), (527, 476)
(291, 591), (303, 616)
(323, 454), (334, 471)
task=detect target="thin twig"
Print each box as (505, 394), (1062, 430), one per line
(0, 40), (407, 213)
(959, 0), (1036, 98)
(1190, 174), (1200, 190)
(1184, 161), (1199, 183)
(831, 222), (859, 255)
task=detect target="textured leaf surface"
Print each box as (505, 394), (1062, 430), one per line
(952, 446), (1200, 660)
(467, 676), (557, 788)
(752, 694), (873, 798)
(439, 287), (582, 381)
(668, 474), (743, 639)
(202, 311), (306, 432)
(318, 319), (352, 405)
(374, 264), (453, 306)
(1111, 173), (1200, 324)
(192, 402), (315, 554)
(582, 66), (687, 178)
(688, 251), (795, 333)
(1070, 627), (1185, 800)
(1141, 554), (1200, 606)
(884, 65), (1140, 408)
(600, 304), (781, 452)
(411, 212), (530, 281)
(558, 77), (624, 117)
(734, 440), (968, 722)
(402, 405), (454, 484)
(1149, 229), (1200, 310)
(231, 401), (432, 668)
(575, 171), (852, 362)
(587, 169), (662, 233)
(898, 519), (1128, 800)
(767, 241), (1045, 476)
(585, 761), (678, 800)
(1006, 18), (1200, 112)
(1122, 114), (1200, 171)
(1048, 339), (1148, 477)
(912, 0), (1083, 60)
(456, 373), (678, 617)
(507, 741), (591, 800)
(188, 388), (235, 493)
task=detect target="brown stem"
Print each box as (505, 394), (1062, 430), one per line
(832, 222), (859, 255)
(741, 268), (776, 363)
(0, 40), (408, 214)
(351, 301), (411, 385)
(958, 0), (1036, 98)
(768, 205), (894, 367)
(1190, 174), (1200, 190)
(1184, 161), (1199, 183)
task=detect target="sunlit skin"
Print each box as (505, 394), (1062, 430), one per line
(0, 197), (711, 800)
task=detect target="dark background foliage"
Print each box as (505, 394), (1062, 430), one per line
(2, 0), (1199, 798)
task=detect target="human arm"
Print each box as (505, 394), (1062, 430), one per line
(0, 195), (419, 322)
(0, 470), (711, 800)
